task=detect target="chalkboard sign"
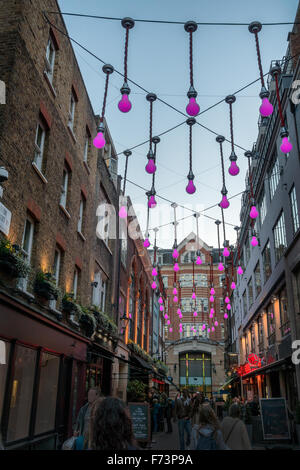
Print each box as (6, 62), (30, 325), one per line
(128, 402), (150, 442)
(260, 398), (290, 440)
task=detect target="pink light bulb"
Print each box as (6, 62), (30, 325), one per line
(250, 206), (259, 219)
(212, 326), (215, 332)
(173, 296), (178, 303)
(172, 248), (179, 259)
(209, 312), (213, 319)
(192, 292), (196, 300)
(169, 327), (173, 332)
(208, 328), (211, 333)
(129, 313), (132, 319)
(177, 308), (181, 315)
(186, 179), (196, 194)
(280, 137), (293, 154)
(224, 313), (229, 319)
(119, 206), (127, 218)
(210, 295), (214, 303)
(160, 305), (164, 312)
(151, 281), (156, 289)
(158, 297), (163, 304)
(152, 267), (158, 277)
(143, 238), (150, 248)
(167, 320), (171, 325)
(118, 93), (132, 113)
(93, 132), (106, 149)
(210, 308), (215, 315)
(174, 263), (179, 272)
(228, 160), (240, 176)
(145, 159), (156, 174)
(179, 323), (183, 328)
(231, 281), (236, 289)
(148, 195), (157, 209)
(223, 247), (230, 257)
(220, 195), (230, 209)
(173, 287), (177, 295)
(193, 311), (197, 317)
(218, 262), (224, 272)
(214, 320), (218, 326)
(251, 236), (258, 247)
(259, 97), (273, 117)
(196, 256), (202, 265)
(210, 288), (215, 295)
(202, 324), (206, 330)
(186, 97), (200, 116)
(227, 303), (231, 310)
(164, 314), (168, 320)
(179, 313), (183, 319)
(237, 266), (243, 275)
(225, 296), (230, 304)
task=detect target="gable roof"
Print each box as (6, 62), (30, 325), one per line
(177, 232), (212, 252)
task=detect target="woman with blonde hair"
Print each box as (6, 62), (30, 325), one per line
(192, 404), (228, 450)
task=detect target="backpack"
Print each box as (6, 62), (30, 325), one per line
(196, 430), (217, 450)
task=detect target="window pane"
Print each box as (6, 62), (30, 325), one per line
(273, 212), (287, 263)
(0, 341), (10, 420)
(268, 153), (280, 199)
(22, 219), (33, 255)
(7, 346), (37, 442)
(35, 353), (60, 435)
(254, 262), (261, 296)
(290, 185), (299, 235)
(262, 241), (271, 283)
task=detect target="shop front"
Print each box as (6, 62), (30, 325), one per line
(0, 292), (89, 450)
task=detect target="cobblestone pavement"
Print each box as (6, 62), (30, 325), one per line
(149, 424), (183, 450)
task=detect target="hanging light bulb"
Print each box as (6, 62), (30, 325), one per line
(224, 313), (229, 319)
(210, 287), (215, 295)
(218, 262), (224, 272)
(119, 206), (127, 218)
(202, 324), (206, 330)
(151, 281), (156, 289)
(177, 308), (181, 315)
(159, 305), (164, 312)
(228, 151), (240, 176)
(143, 238), (150, 248)
(158, 297), (163, 304)
(186, 87), (200, 116)
(118, 82), (132, 113)
(208, 328), (211, 333)
(237, 266), (243, 275)
(280, 127), (293, 154)
(174, 263), (179, 272)
(196, 256), (202, 265)
(209, 295), (214, 303)
(211, 326), (215, 332)
(169, 327), (173, 332)
(231, 281), (236, 290)
(93, 122), (106, 149)
(223, 246), (230, 257)
(259, 87), (273, 117)
(225, 296), (230, 304)
(192, 292), (196, 300)
(129, 313), (132, 319)
(145, 149), (156, 174)
(172, 248), (179, 259)
(250, 206), (259, 219)
(209, 308), (214, 318)
(227, 303), (231, 310)
(152, 267), (158, 277)
(214, 320), (218, 326)
(173, 287), (177, 295)
(148, 194), (157, 209)
(173, 296), (178, 303)
(167, 320), (171, 325)
(220, 194), (230, 209)
(193, 311), (197, 317)
(251, 235), (259, 247)
(179, 313), (183, 319)
(186, 170), (196, 194)
(164, 314), (168, 320)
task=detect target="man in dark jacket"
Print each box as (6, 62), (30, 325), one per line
(74, 387), (101, 448)
(174, 390), (192, 450)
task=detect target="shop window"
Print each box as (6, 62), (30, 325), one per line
(7, 345), (37, 442)
(262, 240), (271, 283)
(0, 341), (10, 421)
(34, 353), (60, 435)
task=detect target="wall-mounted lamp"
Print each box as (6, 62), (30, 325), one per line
(91, 281), (98, 288)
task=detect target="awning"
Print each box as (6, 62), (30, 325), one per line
(130, 354), (153, 371)
(218, 376), (235, 391)
(242, 357), (291, 379)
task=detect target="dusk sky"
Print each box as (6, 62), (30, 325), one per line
(58, 0), (298, 249)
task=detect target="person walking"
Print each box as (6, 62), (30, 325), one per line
(152, 398), (161, 433)
(191, 404), (229, 450)
(74, 386), (101, 449)
(174, 389), (192, 450)
(221, 403), (252, 450)
(89, 397), (138, 450)
(165, 398), (174, 433)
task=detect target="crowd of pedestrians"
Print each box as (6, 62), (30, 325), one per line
(63, 386), (253, 450)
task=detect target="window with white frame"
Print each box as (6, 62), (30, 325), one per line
(100, 278), (106, 311)
(49, 248), (61, 310)
(258, 190), (267, 227)
(83, 134), (90, 164)
(45, 36), (56, 83)
(273, 211), (287, 263)
(77, 197), (85, 234)
(73, 267), (80, 299)
(68, 90), (76, 131)
(60, 167), (69, 209)
(34, 121), (46, 172)
(179, 322), (208, 339)
(289, 185), (299, 235)
(268, 152), (281, 200)
(181, 251), (196, 263)
(18, 217), (34, 291)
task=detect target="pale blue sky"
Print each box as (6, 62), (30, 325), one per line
(58, 0), (298, 248)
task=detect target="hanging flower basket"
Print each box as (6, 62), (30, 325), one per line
(61, 293), (80, 314)
(0, 239), (31, 281)
(33, 271), (60, 301)
(90, 306), (118, 336)
(79, 310), (97, 338)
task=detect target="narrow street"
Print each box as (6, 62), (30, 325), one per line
(150, 426), (181, 451)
